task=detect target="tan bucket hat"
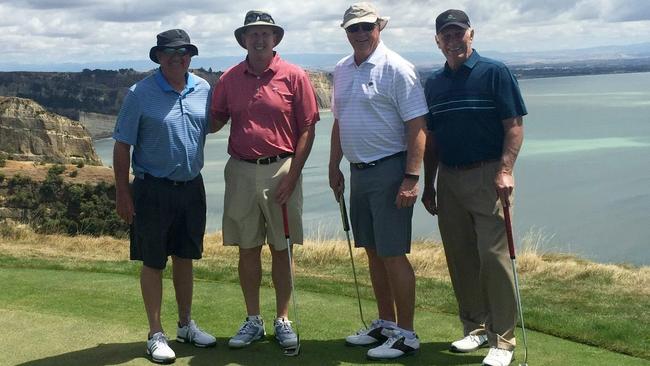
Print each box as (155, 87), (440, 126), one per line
(340, 2), (389, 30)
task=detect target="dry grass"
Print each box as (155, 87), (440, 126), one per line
(0, 160), (114, 184)
(1, 223), (648, 296)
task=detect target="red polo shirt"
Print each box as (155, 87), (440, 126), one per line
(210, 53), (320, 160)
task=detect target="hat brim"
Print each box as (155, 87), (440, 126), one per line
(234, 23), (285, 49)
(437, 22), (470, 33)
(341, 16), (389, 31)
(149, 43), (198, 64)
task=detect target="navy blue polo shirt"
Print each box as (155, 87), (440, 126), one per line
(424, 50), (527, 166)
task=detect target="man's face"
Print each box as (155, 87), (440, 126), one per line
(243, 25), (277, 56)
(345, 21), (380, 58)
(436, 25), (474, 66)
(156, 47), (191, 75)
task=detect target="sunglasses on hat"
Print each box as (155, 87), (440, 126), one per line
(245, 11), (275, 25)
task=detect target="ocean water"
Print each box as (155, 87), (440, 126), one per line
(94, 72), (650, 265)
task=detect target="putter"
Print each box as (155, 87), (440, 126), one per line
(337, 193), (368, 330)
(503, 198), (529, 366)
(281, 204), (301, 356)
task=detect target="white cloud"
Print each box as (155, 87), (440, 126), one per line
(0, 0), (649, 66)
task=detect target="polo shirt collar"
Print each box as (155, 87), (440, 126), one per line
(244, 52), (280, 75)
(444, 49), (480, 75)
(343, 41), (387, 68)
(154, 68), (194, 94)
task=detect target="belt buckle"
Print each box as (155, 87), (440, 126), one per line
(255, 157), (269, 165)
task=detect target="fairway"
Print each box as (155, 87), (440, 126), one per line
(0, 267), (647, 366)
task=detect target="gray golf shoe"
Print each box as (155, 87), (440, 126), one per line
(228, 316), (266, 348)
(274, 317), (298, 348)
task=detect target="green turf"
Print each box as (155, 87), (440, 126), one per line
(1, 268), (647, 366)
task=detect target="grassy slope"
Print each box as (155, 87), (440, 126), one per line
(1, 267), (648, 366)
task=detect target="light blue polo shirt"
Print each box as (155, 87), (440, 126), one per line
(113, 69), (210, 181)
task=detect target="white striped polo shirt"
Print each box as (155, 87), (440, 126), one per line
(332, 41), (428, 163)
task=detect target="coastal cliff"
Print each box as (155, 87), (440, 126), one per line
(0, 97), (101, 165)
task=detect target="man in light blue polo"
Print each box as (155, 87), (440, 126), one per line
(113, 29), (216, 364)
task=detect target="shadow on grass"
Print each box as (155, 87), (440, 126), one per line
(17, 338), (484, 365)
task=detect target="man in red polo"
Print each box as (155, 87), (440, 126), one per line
(209, 10), (319, 351)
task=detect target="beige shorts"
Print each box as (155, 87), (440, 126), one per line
(222, 156), (303, 250)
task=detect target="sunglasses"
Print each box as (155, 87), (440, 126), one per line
(345, 22), (376, 33)
(245, 12), (275, 25)
(161, 47), (189, 56)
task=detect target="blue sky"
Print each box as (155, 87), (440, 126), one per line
(2, 0), (650, 67)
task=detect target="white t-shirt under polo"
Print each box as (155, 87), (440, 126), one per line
(332, 41), (428, 163)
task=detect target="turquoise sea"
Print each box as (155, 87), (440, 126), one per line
(94, 72), (650, 265)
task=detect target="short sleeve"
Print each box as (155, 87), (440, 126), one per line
(209, 75), (231, 123)
(495, 66), (527, 120)
(112, 88), (141, 146)
(392, 64), (429, 122)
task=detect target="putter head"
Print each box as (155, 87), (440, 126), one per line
(283, 342), (301, 357)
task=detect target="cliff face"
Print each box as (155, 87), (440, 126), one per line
(0, 97), (102, 165)
(307, 71), (332, 109)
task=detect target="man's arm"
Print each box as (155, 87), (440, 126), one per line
(113, 141), (134, 224)
(275, 124), (316, 205)
(421, 130), (439, 216)
(328, 118), (345, 201)
(496, 116), (524, 205)
(395, 115), (427, 209)
(208, 109), (228, 133)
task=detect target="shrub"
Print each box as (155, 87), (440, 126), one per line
(76, 161), (85, 169)
(69, 170), (78, 178)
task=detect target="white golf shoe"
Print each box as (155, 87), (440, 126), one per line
(146, 332), (176, 364)
(450, 333), (489, 353)
(366, 329), (419, 360)
(482, 347), (514, 366)
(345, 319), (391, 346)
(176, 320), (217, 348)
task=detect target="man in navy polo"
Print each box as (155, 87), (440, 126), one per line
(113, 29), (216, 364)
(422, 9), (527, 366)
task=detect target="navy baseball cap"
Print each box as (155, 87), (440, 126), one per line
(436, 9), (471, 33)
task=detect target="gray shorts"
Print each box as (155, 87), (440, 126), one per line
(349, 153), (413, 257)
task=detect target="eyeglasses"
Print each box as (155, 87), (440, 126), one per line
(345, 22), (376, 33)
(245, 12), (275, 25)
(161, 47), (189, 56)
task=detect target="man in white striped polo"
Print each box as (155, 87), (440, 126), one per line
(328, 2), (428, 361)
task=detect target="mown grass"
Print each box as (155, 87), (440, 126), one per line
(0, 223), (649, 360)
(2, 268), (648, 366)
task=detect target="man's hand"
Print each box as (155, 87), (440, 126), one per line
(329, 166), (345, 202)
(115, 188), (134, 224)
(421, 185), (438, 216)
(395, 178), (418, 209)
(495, 170), (514, 206)
(275, 173), (299, 205)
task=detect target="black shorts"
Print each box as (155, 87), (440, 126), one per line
(130, 174), (206, 269)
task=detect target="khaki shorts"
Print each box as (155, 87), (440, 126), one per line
(222, 156), (303, 250)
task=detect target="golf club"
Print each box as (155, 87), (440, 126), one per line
(281, 204), (301, 356)
(337, 193), (368, 329)
(503, 198), (529, 366)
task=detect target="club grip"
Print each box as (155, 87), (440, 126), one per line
(338, 195), (350, 232)
(503, 202), (516, 259)
(282, 204), (290, 238)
